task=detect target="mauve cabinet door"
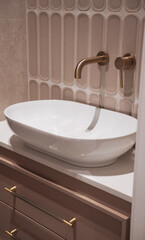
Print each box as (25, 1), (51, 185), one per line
(0, 201), (65, 240)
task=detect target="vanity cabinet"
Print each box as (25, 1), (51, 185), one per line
(0, 147), (131, 240)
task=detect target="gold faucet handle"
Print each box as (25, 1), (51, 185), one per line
(115, 53), (136, 89)
(115, 53), (136, 71)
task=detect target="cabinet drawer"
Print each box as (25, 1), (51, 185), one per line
(0, 175), (74, 240)
(0, 201), (65, 240)
(0, 160), (130, 240)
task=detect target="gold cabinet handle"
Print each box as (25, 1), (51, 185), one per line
(5, 186), (76, 227)
(5, 228), (19, 240)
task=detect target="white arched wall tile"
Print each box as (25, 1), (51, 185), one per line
(26, 0), (143, 116)
(105, 15), (121, 94)
(108, 0), (122, 12)
(63, 13), (75, 86)
(120, 15), (139, 99)
(63, 0), (75, 10)
(122, 15), (139, 53)
(39, 12), (49, 80)
(51, 0), (62, 10)
(38, 0), (49, 9)
(27, 0), (37, 9)
(63, 88), (74, 101)
(27, 11), (38, 77)
(125, 0), (141, 12)
(89, 94), (100, 107)
(29, 80), (39, 100)
(51, 13), (61, 83)
(119, 99), (133, 115)
(92, 0), (106, 12)
(77, 0), (90, 11)
(76, 90), (87, 104)
(40, 82), (49, 99)
(76, 13), (90, 89)
(104, 96), (117, 111)
(123, 70), (135, 98)
(51, 85), (61, 99)
(90, 14), (104, 91)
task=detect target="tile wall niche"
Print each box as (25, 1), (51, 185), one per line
(26, 0), (145, 117)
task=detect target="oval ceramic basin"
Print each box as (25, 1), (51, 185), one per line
(4, 100), (137, 167)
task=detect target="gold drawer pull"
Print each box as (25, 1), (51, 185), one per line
(5, 228), (19, 240)
(5, 186), (76, 227)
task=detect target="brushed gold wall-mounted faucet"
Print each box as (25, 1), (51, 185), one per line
(74, 51), (109, 79)
(115, 53), (136, 88)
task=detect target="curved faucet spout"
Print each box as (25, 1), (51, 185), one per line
(74, 51), (109, 79)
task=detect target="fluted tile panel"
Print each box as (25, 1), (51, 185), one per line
(123, 70), (134, 97)
(51, 0), (62, 10)
(40, 82), (49, 99)
(89, 94), (100, 107)
(63, 0), (75, 10)
(125, 0), (141, 12)
(27, 0), (37, 8)
(92, 0), (106, 11)
(28, 12), (38, 77)
(39, 0), (49, 9)
(90, 14), (104, 91)
(63, 88), (74, 101)
(26, 0), (143, 116)
(63, 14), (75, 86)
(51, 85), (61, 99)
(29, 80), (39, 100)
(76, 14), (89, 88)
(119, 99), (132, 115)
(121, 15), (139, 97)
(39, 12), (49, 80)
(108, 0), (122, 11)
(77, 0), (90, 11)
(105, 15), (121, 94)
(51, 13), (61, 83)
(76, 90), (87, 104)
(104, 96), (116, 111)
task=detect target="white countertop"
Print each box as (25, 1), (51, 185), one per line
(0, 120), (134, 202)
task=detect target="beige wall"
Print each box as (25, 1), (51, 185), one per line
(26, 0), (144, 117)
(0, 0), (28, 120)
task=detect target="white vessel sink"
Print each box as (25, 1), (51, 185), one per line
(4, 100), (137, 167)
